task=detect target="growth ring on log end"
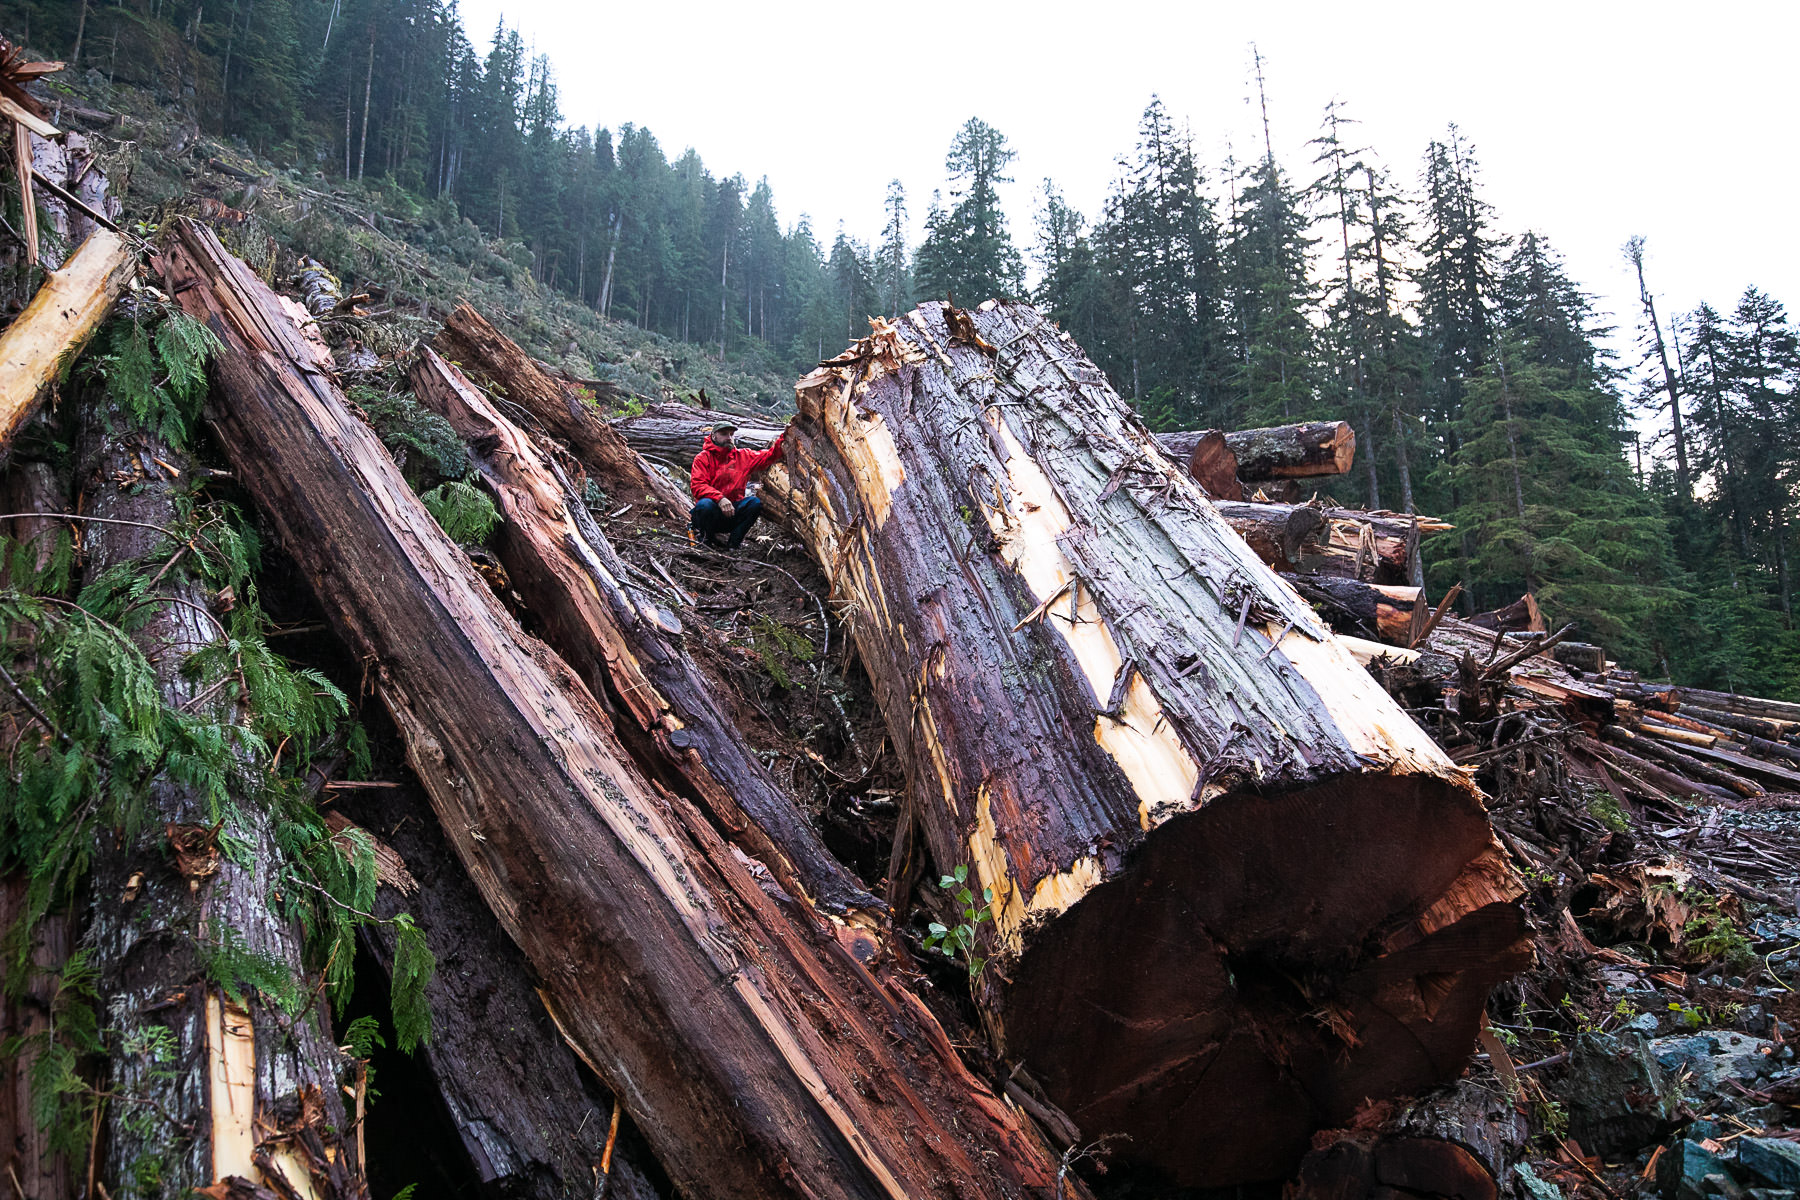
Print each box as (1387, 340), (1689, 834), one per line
(782, 300), (1530, 1188)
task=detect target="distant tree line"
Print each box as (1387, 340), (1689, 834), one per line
(11, 0), (1800, 693)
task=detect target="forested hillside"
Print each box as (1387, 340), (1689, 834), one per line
(9, 0), (1799, 695)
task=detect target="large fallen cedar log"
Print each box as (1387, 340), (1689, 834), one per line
(781, 300), (1528, 1187)
(408, 346), (878, 915)
(163, 219), (1072, 1200)
(75, 368), (362, 1199)
(433, 303), (691, 513)
(0, 228), (134, 467)
(1156, 419), (1355, 481)
(335, 784), (661, 1200)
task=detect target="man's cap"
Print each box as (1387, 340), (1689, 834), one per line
(711, 421), (738, 435)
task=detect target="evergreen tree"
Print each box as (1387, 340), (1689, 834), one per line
(1092, 97), (1225, 428)
(1222, 149), (1318, 426)
(878, 180), (911, 319)
(1033, 181), (1103, 354)
(913, 118), (1025, 305)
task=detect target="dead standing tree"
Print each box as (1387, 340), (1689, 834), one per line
(780, 301), (1529, 1187)
(163, 219), (1075, 1200)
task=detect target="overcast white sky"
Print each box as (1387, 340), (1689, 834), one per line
(461, 0), (1792, 375)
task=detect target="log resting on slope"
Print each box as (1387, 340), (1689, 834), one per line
(432, 304), (691, 513)
(781, 300), (1529, 1189)
(163, 219), (1071, 1200)
(76, 371), (362, 1200)
(408, 346), (878, 915)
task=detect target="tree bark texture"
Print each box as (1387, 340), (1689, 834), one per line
(433, 304), (690, 513)
(1213, 502), (1442, 585)
(1284, 575), (1428, 647)
(408, 347), (878, 915)
(781, 301), (1529, 1188)
(333, 789), (662, 1200)
(0, 229), (134, 468)
(163, 219), (1072, 1200)
(1290, 1078), (1528, 1200)
(76, 374), (361, 1200)
(612, 401), (782, 468)
(1156, 420), (1354, 481)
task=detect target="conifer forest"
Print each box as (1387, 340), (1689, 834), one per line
(5, 4), (1800, 1200)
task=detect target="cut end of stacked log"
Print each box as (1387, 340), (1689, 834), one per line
(782, 300), (1529, 1187)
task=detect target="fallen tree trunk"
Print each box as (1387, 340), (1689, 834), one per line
(1215, 501), (1440, 583)
(408, 346), (878, 915)
(1285, 574), (1428, 647)
(1157, 420), (1355, 481)
(613, 401), (783, 467)
(0, 229), (134, 467)
(434, 304), (691, 513)
(164, 219), (1071, 1200)
(782, 301), (1528, 1187)
(1291, 1078), (1529, 1200)
(332, 783), (662, 1200)
(75, 363), (362, 1200)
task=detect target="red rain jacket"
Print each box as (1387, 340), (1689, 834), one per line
(689, 432), (786, 504)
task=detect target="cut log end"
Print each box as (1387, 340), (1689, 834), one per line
(1001, 772), (1527, 1186)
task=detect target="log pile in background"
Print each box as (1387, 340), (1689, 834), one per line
(779, 299), (1529, 1187)
(163, 219), (1072, 1200)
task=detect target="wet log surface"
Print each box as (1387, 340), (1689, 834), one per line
(332, 772), (663, 1200)
(1157, 420), (1355, 481)
(782, 300), (1529, 1187)
(164, 219), (1071, 1200)
(408, 347), (877, 914)
(75, 375), (360, 1199)
(434, 303), (691, 513)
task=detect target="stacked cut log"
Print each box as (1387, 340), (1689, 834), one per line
(779, 299), (1530, 1187)
(163, 219), (1073, 1200)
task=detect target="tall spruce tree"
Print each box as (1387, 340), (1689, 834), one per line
(878, 180), (911, 319)
(913, 118), (1026, 305)
(1222, 155), (1318, 426)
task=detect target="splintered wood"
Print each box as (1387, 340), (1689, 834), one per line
(163, 220), (1074, 1200)
(783, 300), (1529, 1187)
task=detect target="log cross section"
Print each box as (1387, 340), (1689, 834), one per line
(784, 301), (1528, 1187)
(163, 221), (1070, 1200)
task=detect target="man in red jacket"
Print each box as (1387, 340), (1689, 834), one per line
(690, 420), (786, 550)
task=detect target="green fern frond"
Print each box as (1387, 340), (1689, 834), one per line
(420, 479), (501, 545)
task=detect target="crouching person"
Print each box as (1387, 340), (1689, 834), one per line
(690, 420), (787, 550)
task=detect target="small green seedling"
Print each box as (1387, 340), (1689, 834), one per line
(925, 864), (992, 981)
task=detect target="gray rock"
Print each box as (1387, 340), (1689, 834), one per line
(1661, 1140), (1733, 1200)
(1740, 1139), (1800, 1189)
(1652, 1031), (1777, 1092)
(1564, 1032), (1679, 1155)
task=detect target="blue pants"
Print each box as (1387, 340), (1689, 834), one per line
(691, 496), (762, 548)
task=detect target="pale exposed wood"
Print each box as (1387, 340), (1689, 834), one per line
(1286, 574), (1428, 646)
(0, 95), (57, 138)
(0, 229), (134, 466)
(164, 219), (1073, 1200)
(781, 300), (1527, 1187)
